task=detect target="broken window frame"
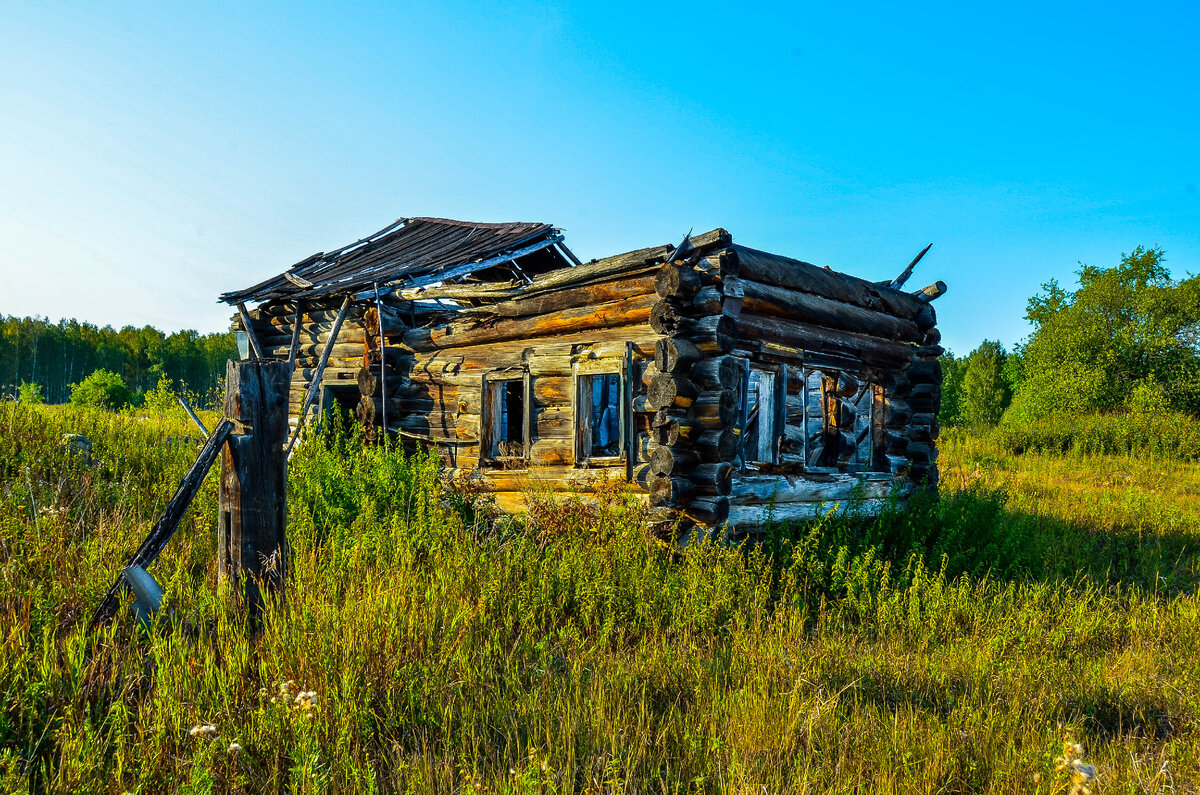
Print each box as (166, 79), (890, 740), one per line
(737, 360), (788, 470)
(481, 370), (530, 468)
(573, 357), (629, 467)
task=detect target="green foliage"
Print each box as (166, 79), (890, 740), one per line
(987, 409), (1200, 460)
(0, 314), (235, 405)
(16, 380), (43, 405)
(961, 340), (1010, 426)
(142, 373), (181, 417)
(1006, 247), (1200, 422)
(938, 351), (967, 426)
(69, 368), (131, 410)
(2, 406), (1199, 790)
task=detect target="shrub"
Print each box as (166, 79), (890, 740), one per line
(69, 369), (131, 410)
(17, 381), (44, 405)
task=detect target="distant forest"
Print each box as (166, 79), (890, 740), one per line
(0, 315), (236, 404)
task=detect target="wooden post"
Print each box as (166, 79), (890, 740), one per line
(219, 359), (290, 619)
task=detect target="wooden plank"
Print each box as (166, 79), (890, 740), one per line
(287, 295), (351, 454)
(89, 418), (235, 629)
(219, 360), (290, 618)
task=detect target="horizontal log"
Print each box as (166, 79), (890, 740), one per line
(691, 389), (739, 429)
(736, 313), (914, 369)
(692, 285), (723, 314)
(529, 439), (573, 467)
(738, 278), (922, 342)
(689, 315), (737, 354)
(402, 294), (657, 352)
(647, 374), (699, 411)
(689, 462), (733, 496)
(535, 406), (573, 439)
(913, 281), (948, 303)
(266, 341), (364, 360)
(533, 376), (571, 406)
(683, 497), (729, 525)
(690, 355), (743, 391)
(734, 245), (925, 320)
(648, 475), (695, 507)
(695, 429), (740, 463)
(655, 264), (701, 300)
(728, 499), (891, 529)
(651, 414), (702, 446)
(694, 248), (740, 280)
(457, 275), (656, 319)
(445, 466), (642, 494)
(728, 473), (901, 505)
(654, 338), (701, 374)
(650, 445), (699, 477)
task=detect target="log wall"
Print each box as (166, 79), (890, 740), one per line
(236, 226), (942, 539)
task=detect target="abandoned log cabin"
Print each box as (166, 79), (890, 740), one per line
(220, 216), (947, 539)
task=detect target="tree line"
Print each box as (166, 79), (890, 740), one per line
(0, 315), (236, 406)
(941, 246), (1200, 426)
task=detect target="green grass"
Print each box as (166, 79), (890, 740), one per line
(1, 403), (1196, 793)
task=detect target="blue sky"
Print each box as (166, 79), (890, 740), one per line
(1, 1), (1196, 356)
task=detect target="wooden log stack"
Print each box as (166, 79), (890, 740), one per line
(644, 232), (741, 534)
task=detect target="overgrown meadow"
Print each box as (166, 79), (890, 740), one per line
(1, 402), (1197, 793)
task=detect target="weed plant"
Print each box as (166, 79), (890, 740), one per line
(0, 402), (1196, 792)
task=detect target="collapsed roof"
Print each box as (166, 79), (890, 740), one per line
(220, 217), (575, 305)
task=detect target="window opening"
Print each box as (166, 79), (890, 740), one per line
(576, 370), (625, 463)
(739, 368), (778, 467)
(485, 377), (527, 466)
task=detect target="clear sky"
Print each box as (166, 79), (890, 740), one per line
(1, 1), (1197, 356)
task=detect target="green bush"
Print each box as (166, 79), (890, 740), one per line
(17, 380), (44, 405)
(69, 368), (131, 410)
(989, 410), (1200, 460)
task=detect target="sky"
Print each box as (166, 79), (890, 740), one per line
(1, 0), (1197, 356)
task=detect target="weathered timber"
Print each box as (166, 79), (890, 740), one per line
(650, 445), (699, 477)
(690, 355), (743, 390)
(689, 462), (733, 496)
(694, 248), (741, 279)
(651, 414), (702, 446)
(688, 315), (737, 353)
(728, 499), (890, 529)
(89, 418), (235, 630)
(683, 497), (729, 525)
(728, 474), (902, 505)
(691, 389), (739, 428)
(738, 278), (922, 342)
(654, 337), (701, 374)
(695, 429), (740, 463)
(649, 475), (695, 507)
(402, 294), (657, 352)
(691, 285), (723, 314)
(533, 376), (571, 406)
(458, 275), (656, 319)
(655, 264), (702, 300)
(735, 246), (926, 319)
(646, 374), (699, 411)
(914, 281), (948, 302)
(219, 360), (290, 618)
(736, 313), (914, 369)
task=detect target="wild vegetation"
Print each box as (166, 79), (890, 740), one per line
(941, 246), (1200, 430)
(0, 314), (235, 405)
(1, 402), (1195, 793)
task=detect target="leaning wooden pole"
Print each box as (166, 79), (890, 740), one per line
(89, 418), (235, 630)
(287, 294), (351, 454)
(218, 359), (290, 620)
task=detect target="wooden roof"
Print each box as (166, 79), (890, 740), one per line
(220, 217), (570, 305)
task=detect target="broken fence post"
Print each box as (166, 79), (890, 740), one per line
(218, 358), (290, 620)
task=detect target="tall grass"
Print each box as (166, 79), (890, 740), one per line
(0, 402), (1196, 792)
(988, 410), (1200, 460)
